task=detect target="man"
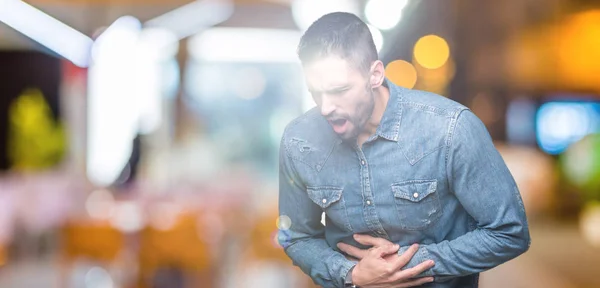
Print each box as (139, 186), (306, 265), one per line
(278, 12), (530, 288)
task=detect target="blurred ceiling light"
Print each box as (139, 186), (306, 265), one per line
(188, 28), (301, 63)
(87, 16), (142, 187)
(413, 34), (450, 69)
(88, 16), (180, 187)
(136, 27), (179, 61)
(291, 0), (360, 31)
(367, 24), (384, 53)
(385, 59), (417, 89)
(91, 16), (141, 63)
(365, 0), (407, 30)
(134, 28), (178, 135)
(145, 0), (233, 40)
(0, 0), (93, 67)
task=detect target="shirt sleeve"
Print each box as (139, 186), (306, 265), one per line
(397, 109), (531, 282)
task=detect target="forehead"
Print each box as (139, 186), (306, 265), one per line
(302, 55), (363, 91)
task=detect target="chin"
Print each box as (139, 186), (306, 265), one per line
(339, 131), (358, 142)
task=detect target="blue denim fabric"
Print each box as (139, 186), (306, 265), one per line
(278, 81), (530, 287)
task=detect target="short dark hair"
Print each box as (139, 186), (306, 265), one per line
(297, 12), (378, 74)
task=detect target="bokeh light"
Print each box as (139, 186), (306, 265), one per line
(580, 202), (600, 248)
(109, 201), (143, 233)
(365, 0), (407, 30)
(85, 189), (115, 220)
(291, 0), (360, 31)
(413, 34), (450, 69)
(561, 134), (600, 199)
(536, 102), (600, 155)
(413, 57), (455, 96)
(84, 266), (114, 288)
(367, 24), (384, 53)
(148, 202), (182, 231)
(276, 215), (292, 231)
(385, 59), (417, 89)
(556, 10), (600, 91)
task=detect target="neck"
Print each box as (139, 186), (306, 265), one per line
(356, 85), (390, 147)
(364, 85), (390, 135)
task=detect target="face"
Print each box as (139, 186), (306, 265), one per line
(303, 55), (375, 141)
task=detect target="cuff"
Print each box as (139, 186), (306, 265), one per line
(397, 245), (434, 277)
(340, 259), (357, 286)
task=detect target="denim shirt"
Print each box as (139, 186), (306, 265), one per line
(278, 81), (530, 288)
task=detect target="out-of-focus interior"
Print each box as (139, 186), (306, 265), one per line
(0, 0), (599, 287)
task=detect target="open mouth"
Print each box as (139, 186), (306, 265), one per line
(331, 119), (347, 126)
(328, 118), (348, 134)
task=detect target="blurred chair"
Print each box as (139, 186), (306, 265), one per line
(59, 220), (125, 287)
(137, 212), (215, 288)
(236, 207), (318, 288)
(0, 243), (6, 268)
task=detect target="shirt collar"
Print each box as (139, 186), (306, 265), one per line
(375, 79), (403, 142)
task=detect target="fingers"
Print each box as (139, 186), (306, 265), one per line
(370, 243), (400, 259)
(390, 259), (435, 283)
(337, 242), (368, 260)
(382, 243), (400, 256)
(344, 255), (359, 262)
(390, 244), (419, 269)
(354, 234), (394, 247)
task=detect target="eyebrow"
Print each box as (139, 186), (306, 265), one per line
(309, 85), (351, 95)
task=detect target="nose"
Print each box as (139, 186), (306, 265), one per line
(320, 96), (336, 117)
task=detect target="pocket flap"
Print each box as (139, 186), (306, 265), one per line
(391, 180), (437, 202)
(307, 186), (343, 209)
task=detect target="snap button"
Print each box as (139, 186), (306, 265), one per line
(322, 198), (327, 204)
(413, 192), (419, 198)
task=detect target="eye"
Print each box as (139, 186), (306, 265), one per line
(331, 88), (348, 96)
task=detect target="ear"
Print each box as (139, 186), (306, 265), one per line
(369, 60), (385, 89)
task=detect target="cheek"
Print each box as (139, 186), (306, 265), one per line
(355, 94), (372, 113)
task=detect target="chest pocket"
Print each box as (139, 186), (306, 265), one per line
(391, 180), (441, 230)
(307, 186), (352, 231)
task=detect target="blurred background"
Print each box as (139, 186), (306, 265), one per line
(0, 0), (599, 287)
